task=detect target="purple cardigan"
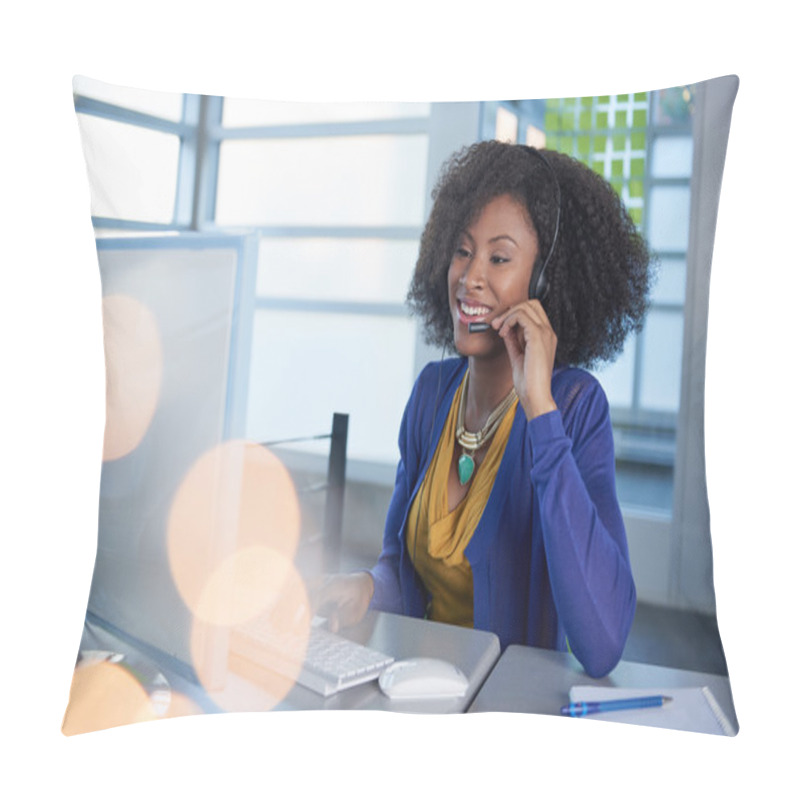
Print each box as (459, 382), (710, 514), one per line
(368, 357), (636, 677)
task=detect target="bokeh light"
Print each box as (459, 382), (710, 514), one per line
(195, 545), (297, 628)
(166, 440), (312, 711)
(101, 294), (163, 462)
(167, 440), (301, 626)
(190, 549), (312, 713)
(62, 659), (158, 736)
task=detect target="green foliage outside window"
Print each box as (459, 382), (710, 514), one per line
(542, 87), (695, 231)
(544, 93), (649, 227)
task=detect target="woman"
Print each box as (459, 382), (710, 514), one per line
(318, 140), (652, 678)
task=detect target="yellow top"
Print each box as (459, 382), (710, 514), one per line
(405, 372), (518, 626)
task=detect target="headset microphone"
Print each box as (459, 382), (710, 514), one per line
(468, 148), (561, 334)
(467, 320), (492, 333)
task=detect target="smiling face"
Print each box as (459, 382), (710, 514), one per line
(448, 193), (539, 358)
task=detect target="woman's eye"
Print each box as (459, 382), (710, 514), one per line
(491, 255), (510, 264)
(455, 247), (471, 258)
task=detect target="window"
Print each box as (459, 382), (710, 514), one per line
(208, 102), (432, 469)
(73, 77), (203, 235)
(73, 80), (459, 478)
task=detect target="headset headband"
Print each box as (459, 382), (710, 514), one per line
(527, 148), (562, 301)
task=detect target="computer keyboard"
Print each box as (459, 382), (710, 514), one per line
(231, 616), (395, 697)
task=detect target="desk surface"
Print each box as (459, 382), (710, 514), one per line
(82, 614), (736, 732)
(468, 644), (738, 734)
(271, 611), (500, 713)
(83, 611), (501, 716)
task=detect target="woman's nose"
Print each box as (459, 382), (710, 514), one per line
(459, 255), (486, 288)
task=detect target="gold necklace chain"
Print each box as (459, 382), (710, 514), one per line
(455, 370), (517, 485)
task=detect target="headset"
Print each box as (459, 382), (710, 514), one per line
(468, 147), (562, 332)
(527, 147), (562, 301)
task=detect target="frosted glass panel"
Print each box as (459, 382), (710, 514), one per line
(92, 241), (241, 664)
(651, 256), (687, 305)
(593, 335), (636, 409)
(639, 311), (684, 412)
(526, 125), (546, 148)
(651, 136), (693, 178)
(216, 136), (428, 226)
(74, 75), (184, 121)
(646, 186), (691, 251)
(223, 99), (430, 127)
(246, 310), (416, 463)
(76, 114), (179, 223)
(256, 238), (418, 303)
(495, 107), (519, 143)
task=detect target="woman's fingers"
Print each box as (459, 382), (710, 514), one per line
(492, 299), (551, 336)
(311, 572), (374, 632)
(491, 300), (558, 420)
(493, 302), (556, 366)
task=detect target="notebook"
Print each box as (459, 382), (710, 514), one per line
(568, 685), (736, 736)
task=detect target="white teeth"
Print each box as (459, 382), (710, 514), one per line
(460, 301), (490, 316)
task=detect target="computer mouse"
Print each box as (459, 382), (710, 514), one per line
(378, 657), (469, 700)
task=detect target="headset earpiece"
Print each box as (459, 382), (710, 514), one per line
(526, 148), (562, 303)
(529, 256), (549, 301)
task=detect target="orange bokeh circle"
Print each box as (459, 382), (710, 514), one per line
(189, 547), (312, 713)
(167, 440), (301, 624)
(62, 660), (158, 736)
(101, 294), (163, 462)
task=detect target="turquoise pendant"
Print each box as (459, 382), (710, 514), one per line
(458, 452), (475, 485)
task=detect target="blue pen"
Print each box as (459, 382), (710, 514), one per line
(560, 695), (672, 717)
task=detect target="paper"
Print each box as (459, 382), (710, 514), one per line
(568, 685), (736, 736)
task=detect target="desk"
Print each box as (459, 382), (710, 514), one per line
(82, 611), (501, 717)
(271, 611), (500, 713)
(468, 644), (738, 734)
(81, 615), (736, 732)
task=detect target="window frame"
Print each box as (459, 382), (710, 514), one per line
(74, 86), (483, 482)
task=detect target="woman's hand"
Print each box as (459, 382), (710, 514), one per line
(312, 572), (375, 633)
(492, 299), (558, 420)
